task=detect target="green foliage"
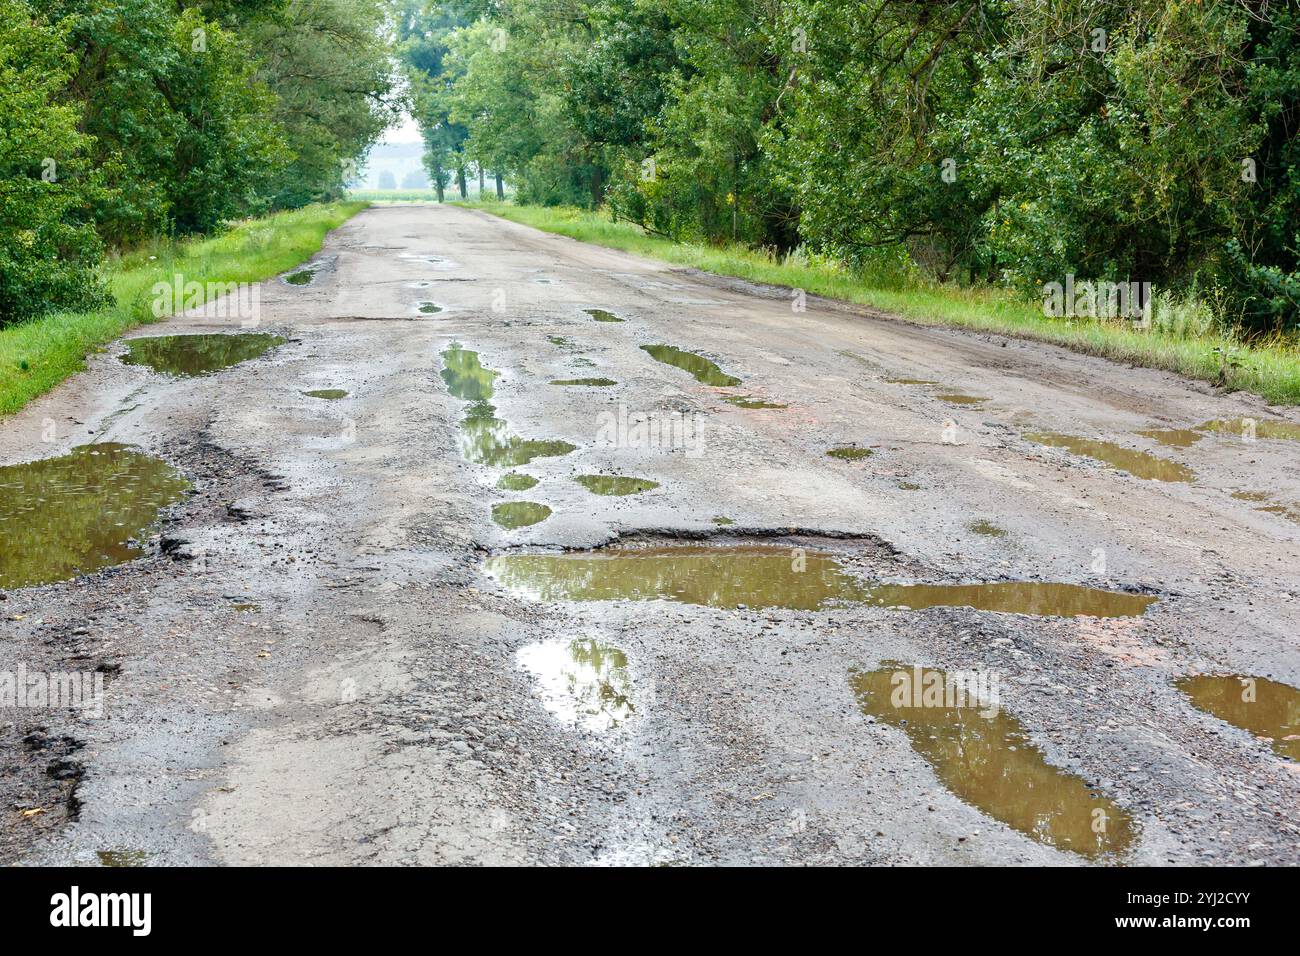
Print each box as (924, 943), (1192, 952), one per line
(0, 0), (109, 322)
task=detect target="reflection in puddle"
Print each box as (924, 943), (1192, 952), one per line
(968, 520), (1007, 537)
(497, 472), (538, 491)
(1231, 490), (1300, 524)
(886, 377), (939, 385)
(417, 301), (443, 314)
(1177, 675), (1300, 760)
(97, 849), (149, 867)
(1198, 417), (1300, 441)
(517, 638), (634, 730)
(827, 445), (872, 460)
(937, 393), (988, 406)
(283, 269), (315, 285)
(550, 377), (616, 387)
(723, 395), (787, 409)
(898, 481), (922, 491)
(641, 344), (741, 386)
(585, 309), (625, 323)
(1, 443), (191, 589)
(1138, 428), (1203, 449)
(852, 665), (1135, 859)
(575, 475), (660, 496)
(492, 501), (552, 529)
(441, 346), (576, 466)
(1026, 432), (1193, 482)
(712, 516), (735, 525)
(484, 545), (1155, 616)
(121, 333), (284, 377)
(304, 389), (348, 400)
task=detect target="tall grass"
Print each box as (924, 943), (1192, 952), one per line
(0, 201), (367, 417)
(463, 201), (1300, 406)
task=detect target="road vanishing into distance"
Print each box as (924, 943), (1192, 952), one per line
(2, 204), (1297, 865)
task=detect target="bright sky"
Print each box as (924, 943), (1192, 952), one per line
(381, 112), (423, 145)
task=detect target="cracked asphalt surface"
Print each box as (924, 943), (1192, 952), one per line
(2, 203), (1297, 866)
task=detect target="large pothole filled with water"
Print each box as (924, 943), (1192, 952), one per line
(483, 542), (1156, 617)
(121, 333), (285, 378)
(0, 443), (190, 589)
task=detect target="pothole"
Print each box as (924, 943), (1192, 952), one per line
(1176, 674), (1299, 761)
(827, 445), (872, 460)
(574, 475), (660, 496)
(121, 333), (285, 378)
(936, 393), (988, 406)
(492, 501), (552, 530)
(852, 664), (1136, 859)
(483, 543), (1155, 616)
(1137, 427), (1203, 449)
(441, 344), (577, 467)
(641, 344), (741, 387)
(1197, 417), (1300, 441)
(282, 268), (316, 286)
(0, 443), (190, 589)
(585, 308), (625, 323)
(497, 472), (539, 491)
(967, 520), (1007, 537)
(517, 637), (634, 731)
(723, 395), (787, 409)
(417, 301), (443, 314)
(303, 389), (348, 400)
(1025, 431), (1193, 482)
(550, 377), (617, 387)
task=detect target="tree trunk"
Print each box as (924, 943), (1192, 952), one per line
(457, 166), (468, 199)
(434, 165), (445, 203)
(590, 165), (604, 207)
(478, 166), (485, 196)
(495, 172), (504, 200)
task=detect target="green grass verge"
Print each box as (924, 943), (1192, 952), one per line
(0, 201), (367, 417)
(461, 201), (1300, 407)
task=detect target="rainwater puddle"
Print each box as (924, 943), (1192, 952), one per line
(1026, 432), (1193, 482)
(641, 344), (740, 387)
(968, 520), (1007, 537)
(723, 395), (787, 409)
(886, 377), (939, 386)
(417, 302), (443, 314)
(1231, 491), (1300, 524)
(121, 333), (284, 378)
(304, 389), (348, 400)
(517, 638), (634, 731)
(283, 269), (315, 286)
(852, 665), (1135, 859)
(937, 393), (988, 406)
(1177, 675), (1300, 761)
(492, 501), (552, 529)
(497, 472), (539, 491)
(484, 544), (1154, 616)
(575, 475), (660, 496)
(550, 377), (616, 387)
(441, 345), (577, 467)
(1138, 428), (1203, 449)
(828, 446), (872, 460)
(0, 443), (190, 589)
(585, 309), (624, 323)
(97, 849), (149, 867)
(1198, 418), (1300, 441)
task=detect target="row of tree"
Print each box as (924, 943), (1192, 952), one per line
(400, 0), (1300, 333)
(1, 0), (400, 324)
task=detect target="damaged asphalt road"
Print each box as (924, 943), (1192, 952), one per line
(1, 203), (1297, 866)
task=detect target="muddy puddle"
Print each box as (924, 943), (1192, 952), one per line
(550, 377), (616, 387)
(1026, 432), (1193, 482)
(0, 443), (191, 589)
(441, 345), (576, 466)
(492, 501), (552, 529)
(1198, 417), (1300, 441)
(827, 446), (872, 460)
(585, 309), (625, 323)
(1231, 491), (1300, 524)
(1177, 675), (1299, 760)
(96, 849), (149, 867)
(417, 302), (443, 314)
(968, 520), (1007, 537)
(497, 472), (539, 491)
(937, 393), (988, 406)
(484, 544), (1154, 617)
(283, 268), (316, 285)
(852, 665), (1135, 859)
(641, 344), (741, 387)
(121, 333), (284, 378)
(723, 395), (787, 409)
(886, 377), (939, 386)
(517, 638), (634, 731)
(575, 475), (660, 496)
(1138, 428), (1203, 449)
(304, 389), (348, 400)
